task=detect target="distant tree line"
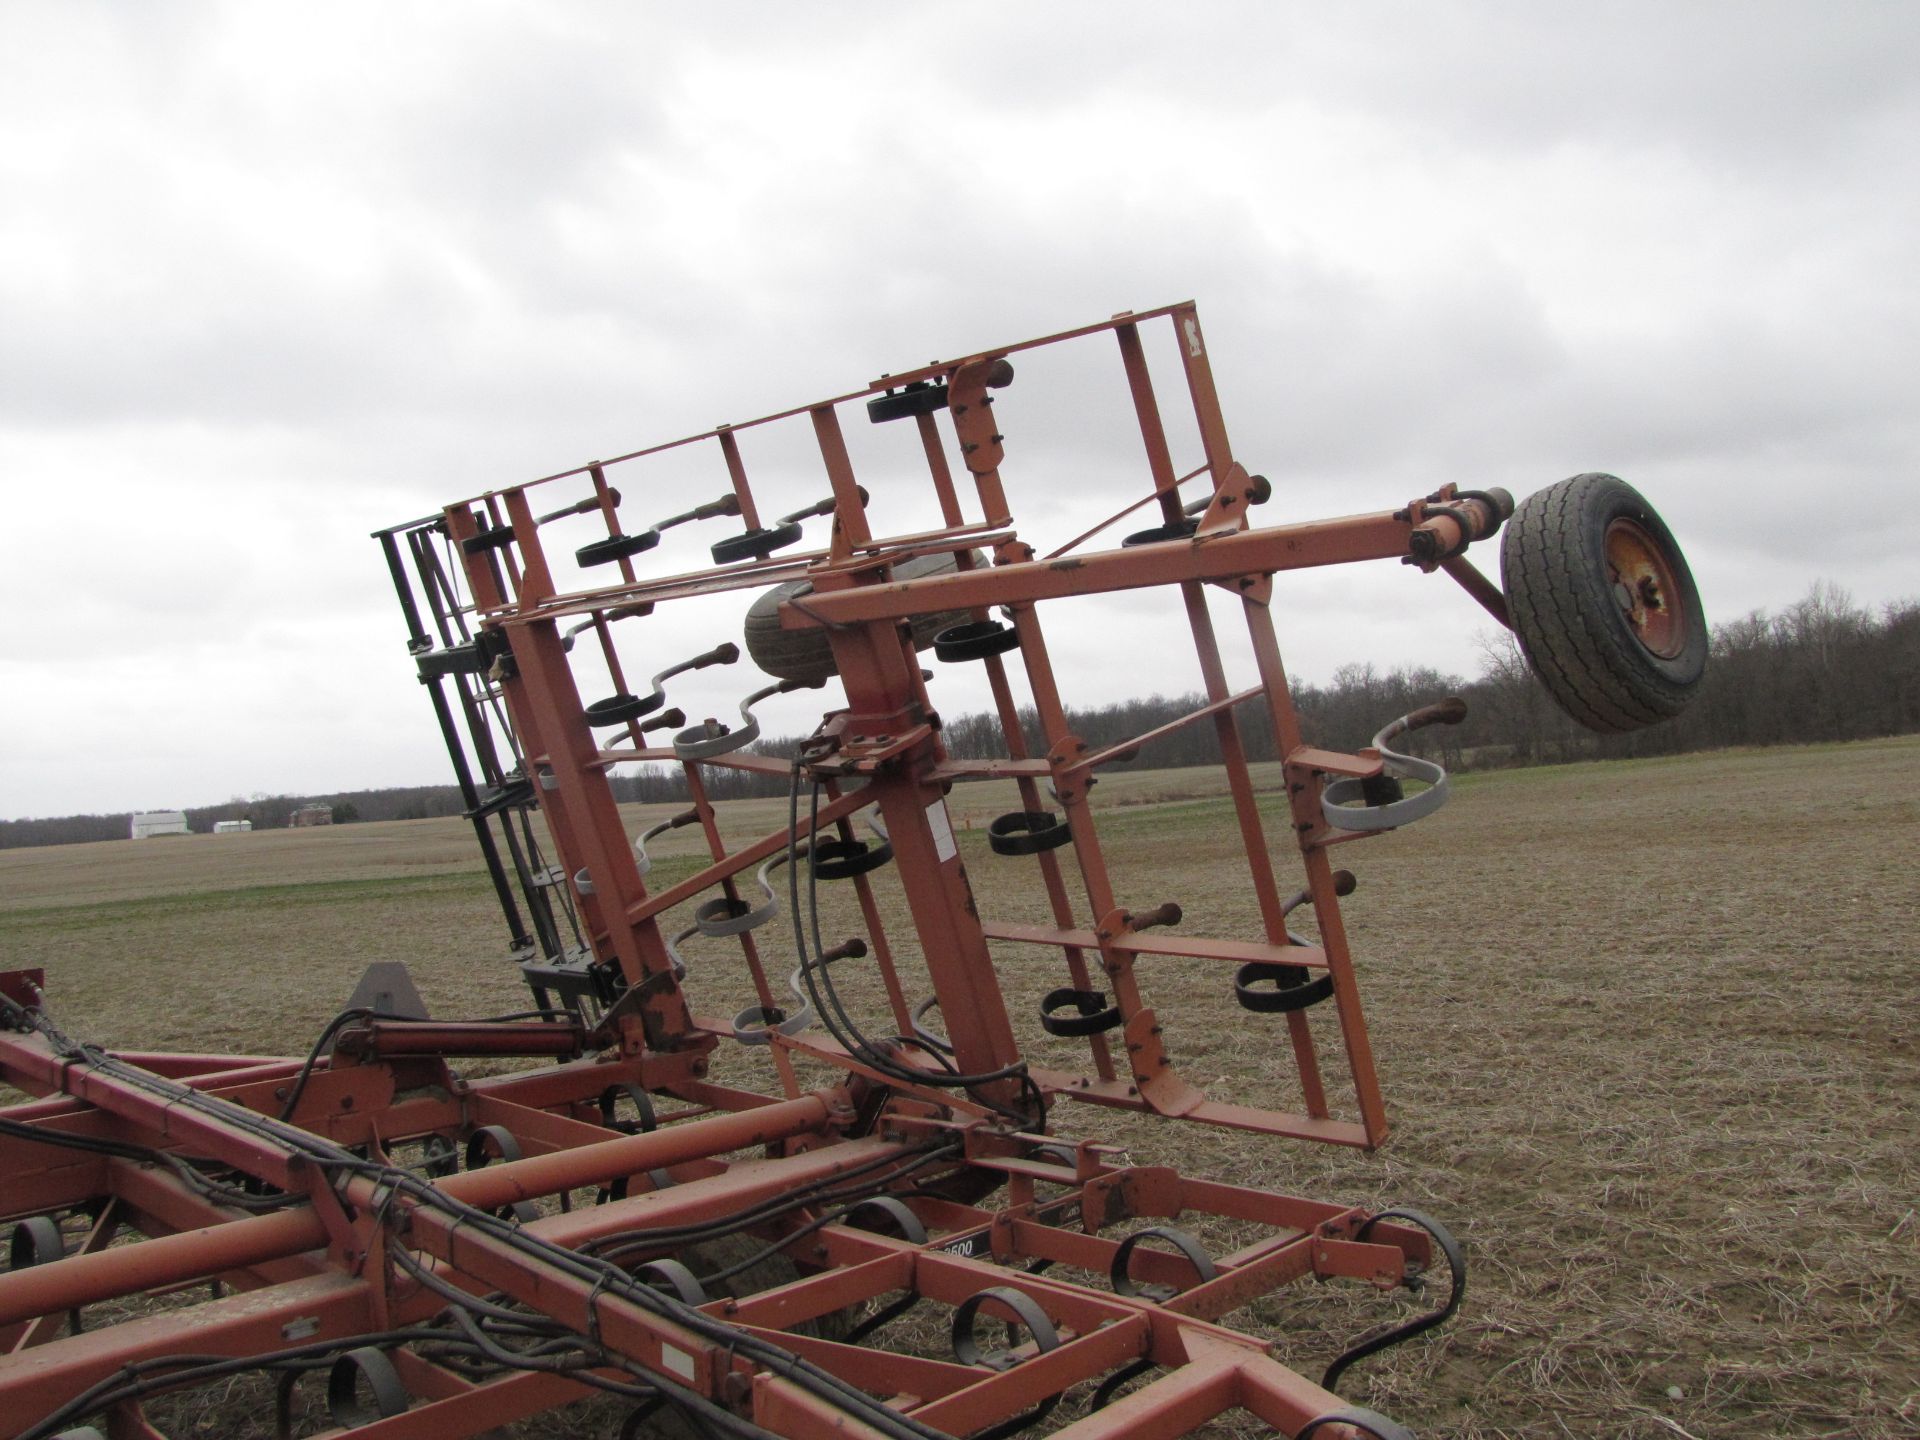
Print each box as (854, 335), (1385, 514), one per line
(4, 583), (1913, 849)
(0, 788), (457, 849)
(607, 581), (1919, 798)
(1462, 580), (1918, 766)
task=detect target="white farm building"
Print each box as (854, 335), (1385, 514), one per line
(130, 811), (189, 840)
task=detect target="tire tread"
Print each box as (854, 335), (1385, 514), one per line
(1500, 474), (1704, 734)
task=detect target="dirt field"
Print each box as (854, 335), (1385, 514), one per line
(2, 737), (1915, 1439)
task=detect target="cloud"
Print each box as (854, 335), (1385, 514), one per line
(2, 2), (1916, 817)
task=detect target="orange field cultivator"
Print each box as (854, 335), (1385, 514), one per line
(0, 303), (1704, 1439)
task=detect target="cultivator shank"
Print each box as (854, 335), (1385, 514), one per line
(2, 302), (1703, 1438)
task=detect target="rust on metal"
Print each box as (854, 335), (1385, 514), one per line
(1, 302), (1586, 1440)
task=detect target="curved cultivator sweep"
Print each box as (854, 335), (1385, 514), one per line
(0, 303), (1704, 1439)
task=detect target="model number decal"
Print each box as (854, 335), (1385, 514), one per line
(940, 1197), (1081, 1257)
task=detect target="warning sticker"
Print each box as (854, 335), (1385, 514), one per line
(926, 798), (958, 863)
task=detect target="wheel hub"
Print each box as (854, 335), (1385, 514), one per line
(1605, 517), (1686, 659)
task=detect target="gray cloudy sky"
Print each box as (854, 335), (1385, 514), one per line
(3, 3), (1915, 821)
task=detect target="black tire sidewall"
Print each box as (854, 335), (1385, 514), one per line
(1500, 472), (1708, 732)
(1563, 474), (1707, 689)
(744, 578), (831, 682)
(742, 550), (979, 682)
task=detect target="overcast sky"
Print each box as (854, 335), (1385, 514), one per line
(3, 3), (1915, 821)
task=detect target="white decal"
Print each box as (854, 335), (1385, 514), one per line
(661, 1344), (696, 1381)
(1184, 316), (1204, 357)
(926, 798), (958, 863)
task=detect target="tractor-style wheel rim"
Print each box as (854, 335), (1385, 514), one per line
(1604, 517), (1687, 659)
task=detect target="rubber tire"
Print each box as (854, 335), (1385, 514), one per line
(1500, 473), (1707, 733)
(743, 550), (982, 683)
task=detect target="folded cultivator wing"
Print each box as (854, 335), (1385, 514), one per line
(1, 303), (1704, 1440)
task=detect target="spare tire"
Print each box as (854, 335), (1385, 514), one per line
(744, 550), (983, 683)
(1500, 473), (1706, 733)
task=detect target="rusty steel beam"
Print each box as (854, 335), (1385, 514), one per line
(0, 1089), (841, 1330)
(0, 302), (1493, 1440)
(0, 1273), (374, 1428)
(786, 511), (1417, 625)
(0, 1206), (328, 1330)
(336, 1019), (586, 1060)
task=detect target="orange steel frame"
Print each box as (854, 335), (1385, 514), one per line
(0, 303), (1514, 1440)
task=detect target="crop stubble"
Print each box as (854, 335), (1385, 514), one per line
(0, 737), (1913, 1438)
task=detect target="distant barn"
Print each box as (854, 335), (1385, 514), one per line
(213, 820), (253, 834)
(130, 811), (188, 840)
(289, 805), (333, 828)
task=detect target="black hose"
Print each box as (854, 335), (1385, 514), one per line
(0, 1115), (294, 1212)
(16, 1329), (494, 1440)
(583, 1139), (951, 1264)
(784, 763), (1040, 1127)
(4, 995), (962, 1440)
(276, 1006), (558, 1121)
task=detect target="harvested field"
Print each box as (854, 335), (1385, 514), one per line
(1, 736), (1915, 1438)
